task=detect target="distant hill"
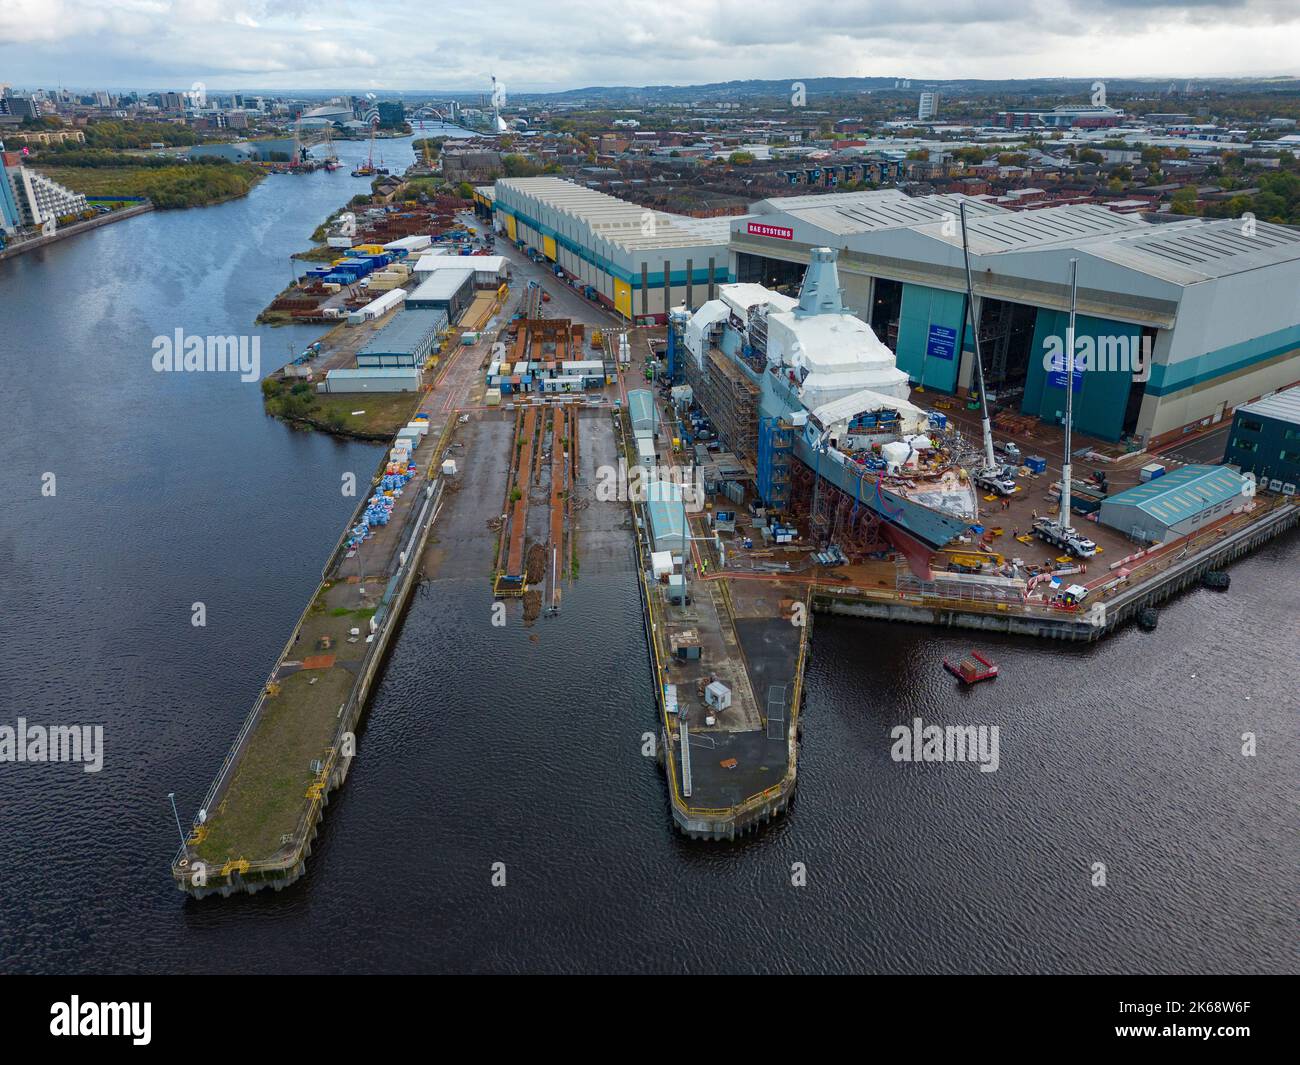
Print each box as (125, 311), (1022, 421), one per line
(500, 75), (1300, 105)
(246, 76), (1300, 107)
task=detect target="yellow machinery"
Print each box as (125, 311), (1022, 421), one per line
(940, 548), (1005, 572)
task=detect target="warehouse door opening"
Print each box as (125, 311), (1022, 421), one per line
(1122, 327), (1157, 438)
(735, 252), (804, 293)
(870, 278), (903, 352)
(977, 298), (1036, 411)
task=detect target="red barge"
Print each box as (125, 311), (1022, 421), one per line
(944, 650), (999, 684)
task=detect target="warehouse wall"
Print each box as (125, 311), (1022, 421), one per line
(493, 192), (727, 321)
(1139, 263), (1300, 441)
(1143, 322), (1300, 442)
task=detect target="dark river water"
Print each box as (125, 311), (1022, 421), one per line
(0, 135), (1294, 974)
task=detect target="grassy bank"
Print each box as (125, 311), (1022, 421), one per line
(32, 159), (264, 208)
(262, 376), (423, 438)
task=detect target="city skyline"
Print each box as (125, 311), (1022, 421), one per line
(2, 0), (1299, 93)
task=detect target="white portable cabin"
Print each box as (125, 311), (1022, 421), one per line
(704, 681), (732, 711)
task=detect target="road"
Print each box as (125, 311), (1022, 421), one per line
(1154, 423), (1231, 466)
(456, 210), (627, 329)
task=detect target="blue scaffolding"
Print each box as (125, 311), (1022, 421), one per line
(756, 417), (794, 511)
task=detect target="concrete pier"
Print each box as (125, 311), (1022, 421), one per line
(171, 335), (486, 897)
(814, 498), (1299, 641)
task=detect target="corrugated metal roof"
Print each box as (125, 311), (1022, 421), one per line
(943, 203), (1146, 253)
(417, 254), (506, 273)
(357, 309), (446, 356)
(1104, 464), (1244, 524)
(408, 270), (474, 302)
(1236, 386), (1300, 425)
(747, 192), (1300, 289)
(647, 481), (687, 544)
(327, 368), (421, 378)
(496, 177), (737, 254)
(627, 388), (657, 426)
(751, 189), (1006, 236)
(1079, 218), (1300, 285)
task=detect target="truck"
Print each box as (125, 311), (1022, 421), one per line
(973, 466), (1017, 496)
(1032, 517), (1097, 558)
(994, 440), (1022, 461)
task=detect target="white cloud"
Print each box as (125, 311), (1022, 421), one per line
(0, 0), (1295, 91)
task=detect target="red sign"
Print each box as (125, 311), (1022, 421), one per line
(746, 222), (794, 241)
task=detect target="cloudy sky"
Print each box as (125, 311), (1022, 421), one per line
(1, 0), (1297, 94)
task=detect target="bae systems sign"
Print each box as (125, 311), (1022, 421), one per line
(747, 222), (794, 240)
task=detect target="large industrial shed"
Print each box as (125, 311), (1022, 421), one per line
(407, 270), (475, 321)
(413, 254), (509, 287)
(492, 177), (734, 323)
(355, 309), (446, 368)
(1223, 386), (1300, 492)
(1098, 464), (1247, 543)
(728, 190), (1300, 447)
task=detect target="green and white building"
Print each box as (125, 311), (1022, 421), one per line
(728, 190), (1300, 446)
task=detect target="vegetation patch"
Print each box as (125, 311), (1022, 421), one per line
(260, 376), (423, 438)
(32, 153), (264, 208)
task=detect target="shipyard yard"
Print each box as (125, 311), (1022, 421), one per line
(171, 176), (1298, 891)
(3, 36), (1298, 1001)
(176, 224), (818, 886)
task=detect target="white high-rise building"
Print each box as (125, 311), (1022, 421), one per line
(5, 162), (88, 229)
(918, 93), (939, 121)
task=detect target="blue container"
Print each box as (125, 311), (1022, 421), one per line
(1026, 456), (1047, 474)
(928, 411), (948, 430)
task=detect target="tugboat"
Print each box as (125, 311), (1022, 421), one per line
(944, 650), (999, 685)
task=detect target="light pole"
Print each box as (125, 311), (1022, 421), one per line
(167, 792), (187, 850)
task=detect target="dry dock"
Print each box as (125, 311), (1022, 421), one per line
(172, 238), (627, 895)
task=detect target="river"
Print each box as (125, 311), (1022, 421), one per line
(0, 133), (1293, 974)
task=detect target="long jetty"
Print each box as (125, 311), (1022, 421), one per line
(172, 357), (465, 897)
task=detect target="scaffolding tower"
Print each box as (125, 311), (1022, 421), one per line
(756, 417), (794, 511)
